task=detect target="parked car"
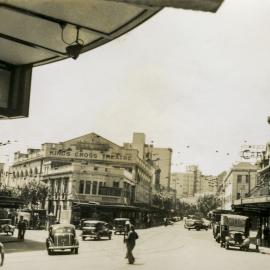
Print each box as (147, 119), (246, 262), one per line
(113, 218), (130, 235)
(46, 224), (79, 255)
(0, 219), (15, 236)
(81, 220), (112, 240)
(201, 218), (211, 228)
(219, 214), (250, 251)
(184, 217), (208, 231)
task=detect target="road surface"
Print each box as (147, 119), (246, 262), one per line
(3, 221), (269, 270)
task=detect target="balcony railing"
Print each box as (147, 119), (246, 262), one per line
(98, 186), (122, 197)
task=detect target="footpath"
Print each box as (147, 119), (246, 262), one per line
(249, 230), (270, 255)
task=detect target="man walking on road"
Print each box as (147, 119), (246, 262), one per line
(125, 225), (138, 264)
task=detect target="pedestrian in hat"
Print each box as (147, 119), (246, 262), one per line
(125, 225), (138, 264)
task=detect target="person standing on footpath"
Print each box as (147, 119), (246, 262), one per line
(0, 242), (4, 267)
(256, 226), (262, 251)
(17, 216), (27, 241)
(125, 225), (138, 264)
(263, 225), (269, 247)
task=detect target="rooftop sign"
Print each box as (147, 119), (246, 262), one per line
(240, 145), (265, 161)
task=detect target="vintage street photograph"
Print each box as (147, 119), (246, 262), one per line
(0, 0), (270, 269)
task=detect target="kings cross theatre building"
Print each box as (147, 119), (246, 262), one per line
(8, 132), (172, 226)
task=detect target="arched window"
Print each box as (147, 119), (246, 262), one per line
(34, 167), (38, 175)
(29, 168), (33, 176)
(20, 171), (23, 177)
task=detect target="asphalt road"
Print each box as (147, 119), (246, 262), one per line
(3, 221), (270, 270)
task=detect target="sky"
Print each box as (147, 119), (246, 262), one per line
(1, 0), (270, 175)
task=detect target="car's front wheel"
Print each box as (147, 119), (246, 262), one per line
(108, 235), (111, 240)
(47, 249), (53, 255)
(74, 248), (79, 254)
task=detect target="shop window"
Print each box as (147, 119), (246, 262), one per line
(79, 180), (85, 194)
(85, 181), (91, 194)
(92, 181), (97, 195)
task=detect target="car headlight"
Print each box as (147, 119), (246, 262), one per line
(225, 236), (231, 241)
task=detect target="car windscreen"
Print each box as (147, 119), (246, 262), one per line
(83, 223), (97, 228)
(53, 227), (74, 234)
(0, 220), (11, 225)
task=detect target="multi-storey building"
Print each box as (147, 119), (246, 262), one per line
(222, 162), (258, 210)
(186, 165), (203, 194)
(128, 133), (172, 191)
(6, 132), (173, 223)
(232, 142), (270, 228)
(171, 172), (195, 198)
(7, 133), (153, 215)
(0, 163), (4, 184)
(42, 162), (135, 223)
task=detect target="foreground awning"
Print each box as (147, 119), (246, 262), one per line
(0, 0), (161, 67)
(0, 0), (223, 119)
(109, 0), (224, 13)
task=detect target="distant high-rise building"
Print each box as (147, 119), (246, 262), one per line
(131, 133), (172, 191)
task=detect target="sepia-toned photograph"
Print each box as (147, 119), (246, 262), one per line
(0, 0), (270, 269)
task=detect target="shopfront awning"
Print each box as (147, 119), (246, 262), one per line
(0, 196), (25, 208)
(233, 196), (270, 215)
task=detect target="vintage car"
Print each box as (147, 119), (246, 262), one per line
(201, 218), (211, 228)
(184, 216), (208, 231)
(81, 220), (112, 240)
(219, 214), (250, 251)
(113, 218), (130, 235)
(0, 219), (15, 236)
(46, 224), (79, 255)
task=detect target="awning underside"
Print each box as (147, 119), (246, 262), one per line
(0, 0), (224, 67)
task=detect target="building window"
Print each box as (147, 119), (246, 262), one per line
(94, 167), (98, 171)
(85, 181), (91, 194)
(63, 179), (68, 194)
(63, 201), (67, 210)
(79, 180), (85, 194)
(246, 175), (250, 184)
(237, 175), (242, 183)
(92, 181), (97, 195)
(113, 182), (119, 188)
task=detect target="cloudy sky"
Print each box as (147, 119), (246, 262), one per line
(1, 0), (270, 175)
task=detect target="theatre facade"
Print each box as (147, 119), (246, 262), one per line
(9, 133), (156, 223)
